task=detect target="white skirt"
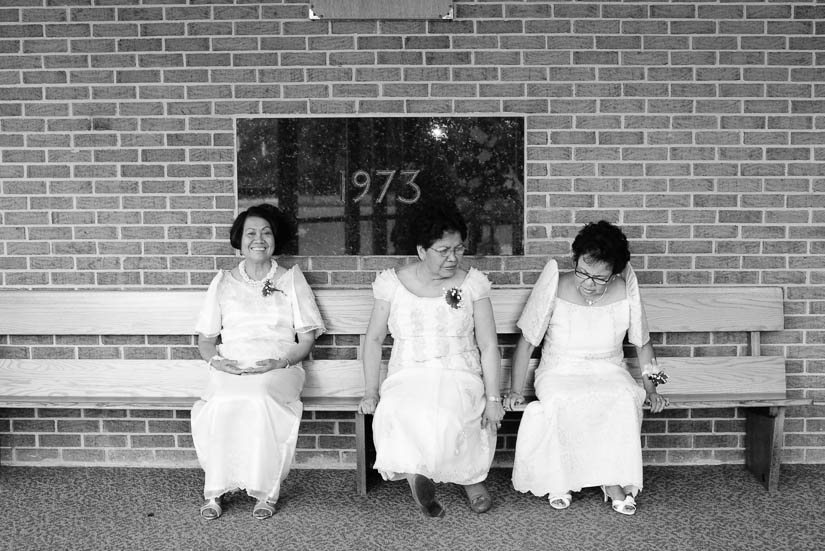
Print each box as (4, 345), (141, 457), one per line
(191, 366), (305, 502)
(372, 365), (496, 485)
(512, 359), (646, 497)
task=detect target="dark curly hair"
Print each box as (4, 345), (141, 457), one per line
(412, 201), (468, 251)
(229, 203), (295, 254)
(571, 220), (631, 275)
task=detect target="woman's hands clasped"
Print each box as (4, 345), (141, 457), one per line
(241, 358), (289, 375)
(210, 357), (289, 376)
(502, 391), (525, 412)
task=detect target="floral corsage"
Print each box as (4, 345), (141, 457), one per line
(642, 361), (668, 387)
(444, 287), (463, 309)
(261, 279), (284, 298)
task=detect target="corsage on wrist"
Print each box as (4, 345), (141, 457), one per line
(642, 361), (668, 387)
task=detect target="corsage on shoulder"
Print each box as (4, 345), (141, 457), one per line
(444, 287), (463, 310)
(642, 360), (668, 386)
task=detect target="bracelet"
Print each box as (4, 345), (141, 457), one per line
(209, 354), (223, 367)
(486, 395), (501, 402)
(281, 357), (291, 369)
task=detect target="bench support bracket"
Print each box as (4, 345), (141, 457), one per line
(355, 413), (377, 496)
(744, 406), (784, 495)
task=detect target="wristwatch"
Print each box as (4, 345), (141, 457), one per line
(209, 354), (223, 367)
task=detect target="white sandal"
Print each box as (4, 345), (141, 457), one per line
(601, 486), (636, 515)
(548, 493), (572, 510)
(199, 498), (222, 520)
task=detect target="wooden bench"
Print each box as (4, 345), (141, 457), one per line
(0, 284), (808, 495)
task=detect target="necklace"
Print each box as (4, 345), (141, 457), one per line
(239, 259), (278, 287)
(577, 282), (609, 306)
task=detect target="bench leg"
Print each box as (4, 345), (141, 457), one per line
(744, 406), (784, 495)
(355, 412), (377, 496)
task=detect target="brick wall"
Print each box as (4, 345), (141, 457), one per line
(1, 1), (823, 468)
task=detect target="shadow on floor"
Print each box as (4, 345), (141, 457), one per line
(0, 464), (823, 551)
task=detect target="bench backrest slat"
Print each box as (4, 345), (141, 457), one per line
(642, 287), (784, 332)
(0, 286), (783, 336)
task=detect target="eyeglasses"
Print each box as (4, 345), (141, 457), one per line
(429, 244), (466, 257)
(574, 268), (611, 286)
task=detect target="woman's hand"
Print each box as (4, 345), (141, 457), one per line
(358, 392), (379, 414)
(502, 391), (525, 412)
(242, 358), (288, 375)
(482, 399), (505, 430)
(646, 390), (668, 414)
(210, 357), (244, 376)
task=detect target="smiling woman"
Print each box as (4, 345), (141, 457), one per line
(191, 203), (326, 521)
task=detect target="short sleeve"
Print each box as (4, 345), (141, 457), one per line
(195, 271), (224, 338)
(464, 268), (492, 301)
(624, 263), (650, 347)
(285, 265), (326, 339)
(516, 259), (559, 347)
(372, 269), (399, 302)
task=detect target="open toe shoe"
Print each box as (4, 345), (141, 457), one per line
(548, 493), (572, 510)
(199, 498), (222, 520)
(464, 483), (492, 514)
(601, 486), (636, 516)
(252, 499), (276, 520)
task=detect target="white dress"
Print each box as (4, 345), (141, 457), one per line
(512, 260), (649, 498)
(371, 268), (497, 485)
(191, 264), (325, 502)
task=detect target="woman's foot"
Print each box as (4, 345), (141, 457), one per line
(199, 498), (222, 520)
(252, 499), (276, 520)
(548, 493), (572, 510)
(407, 474), (445, 518)
(601, 485), (636, 516)
(463, 482), (492, 513)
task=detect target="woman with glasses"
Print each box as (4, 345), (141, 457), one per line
(503, 220), (667, 516)
(358, 203), (504, 518)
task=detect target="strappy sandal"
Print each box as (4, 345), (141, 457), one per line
(199, 498), (222, 520)
(252, 499), (276, 520)
(548, 493), (572, 510)
(408, 474), (445, 518)
(463, 483), (492, 514)
(601, 486), (636, 516)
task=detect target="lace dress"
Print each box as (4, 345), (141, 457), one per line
(371, 268), (497, 485)
(512, 260), (649, 498)
(191, 264), (325, 502)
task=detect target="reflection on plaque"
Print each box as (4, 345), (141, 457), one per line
(237, 116), (524, 256)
